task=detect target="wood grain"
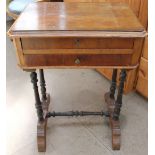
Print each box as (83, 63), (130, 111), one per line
(105, 92), (121, 150)
(37, 94), (50, 152)
(7, 2), (147, 152)
(136, 57), (148, 98)
(8, 30), (146, 38)
(21, 38), (134, 50)
(24, 54), (132, 67)
(64, 0), (141, 16)
(142, 36), (148, 59)
(13, 38), (24, 66)
(138, 0), (148, 29)
(8, 2), (144, 35)
(131, 38), (144, 65)
(7, 2), (145, 70)
(23, 49), (133, 55)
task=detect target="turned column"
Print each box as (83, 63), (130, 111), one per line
(30, 71), (44, 122)
(39, 69), (47, 102)
(110, 69), (117, 99)
(113, 69), (127, 120)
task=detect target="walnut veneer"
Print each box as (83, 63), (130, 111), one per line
(8, 2), (146, 152)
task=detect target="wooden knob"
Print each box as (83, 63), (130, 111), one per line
(75, 58), (80, 64)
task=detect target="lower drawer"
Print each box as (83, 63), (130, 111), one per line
(23, 54), (132, 67)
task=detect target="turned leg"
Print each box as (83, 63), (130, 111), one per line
(110, 69), (117, 99)
(30, 71), (50, 152)
(30, 71), (44, 122)
(113, 69), (127, 120)
(39, 69), (50, 110)
(39, 69), (47, 102)
(104, 69), (117, 113)
(105, 69), (126, 150)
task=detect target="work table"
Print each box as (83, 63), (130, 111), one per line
(8, 2), (146, 152)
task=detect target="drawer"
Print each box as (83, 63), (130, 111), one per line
(21, 38), (134, 50)
(136, 57), (148, 98)
(24, 54), (132, 67)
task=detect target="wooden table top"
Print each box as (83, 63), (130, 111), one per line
(8, 2), (146, 38)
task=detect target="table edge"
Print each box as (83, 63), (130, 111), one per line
(7, 30), (147, 38)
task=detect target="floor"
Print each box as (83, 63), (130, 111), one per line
(6, 21), (148, 155)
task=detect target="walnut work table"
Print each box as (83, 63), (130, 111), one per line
(8, 2), (146, 152)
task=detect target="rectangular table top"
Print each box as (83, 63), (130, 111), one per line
(8, 2), (146, 38)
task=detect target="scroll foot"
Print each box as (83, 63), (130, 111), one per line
(105, 92), (120, 150)
(37, 93), (50, 152)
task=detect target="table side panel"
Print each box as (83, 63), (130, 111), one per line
(13, 38), (25, 66)
(131, 38), (144, 65)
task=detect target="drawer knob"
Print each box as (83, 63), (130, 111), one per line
(75, 58), (81, 64)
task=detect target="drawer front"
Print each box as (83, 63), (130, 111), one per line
(21, 38), (134, 50)
(24, 54), (132, 67)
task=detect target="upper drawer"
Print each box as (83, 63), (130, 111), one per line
(21, 38), (134, 50)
